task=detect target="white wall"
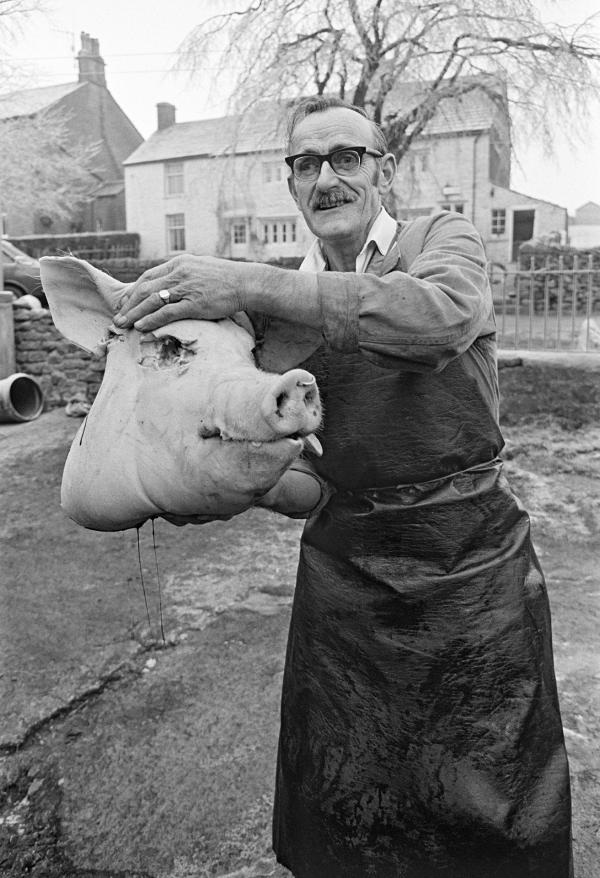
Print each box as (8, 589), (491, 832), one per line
(483, 187), (567, 266)
(125, 151), (310, 260)
(126, 133), (568, 267)
(394, 133), (568, 266)
(568, 225), (600, 248)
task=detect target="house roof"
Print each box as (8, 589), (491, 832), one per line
(0, 81), (85, 119)
(493, 184), (567, 212)
(575, 201), (600, 213)
(94, 181), (125, 197)
(385, 79), (502, 137)
(124, 103), (286, 166)
(125, 78), (504, 167)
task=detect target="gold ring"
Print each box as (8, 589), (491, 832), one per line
(158, 289), (170, 305)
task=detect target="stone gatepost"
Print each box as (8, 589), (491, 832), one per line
(0, 292), (16, 379)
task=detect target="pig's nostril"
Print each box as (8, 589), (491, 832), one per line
(275, 392), (286, 416)
(264, 369), (321, 433)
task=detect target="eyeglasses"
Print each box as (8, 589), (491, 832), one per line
(284, 146), (383, 181)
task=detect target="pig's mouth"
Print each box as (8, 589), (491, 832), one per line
(199, 427), (322, 457)
(266, 432), (322, 456)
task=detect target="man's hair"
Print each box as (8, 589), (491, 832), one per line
(286, 95), (389, 155)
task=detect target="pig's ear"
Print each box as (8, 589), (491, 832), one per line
(40, 256), (130, 353)
(257, 318), (322, 371)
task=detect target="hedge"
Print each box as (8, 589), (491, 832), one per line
(8, 232), (140, 261)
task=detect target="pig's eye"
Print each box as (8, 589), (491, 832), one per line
(139, 335), (195, 369)
(198, 425), (220, 439)
(159, 336), (184, 363)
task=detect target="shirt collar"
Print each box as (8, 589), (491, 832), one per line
(299, 207), (397, 273)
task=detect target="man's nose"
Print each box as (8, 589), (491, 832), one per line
(315, 159), (339, 186)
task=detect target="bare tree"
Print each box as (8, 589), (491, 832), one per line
(0, 110), (101, 222)
(178, 0), (600, 160)
(0, 0), (100, 231)
(0, 0), (41, 84)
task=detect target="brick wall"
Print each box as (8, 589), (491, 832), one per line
(13, 309), (105, 410)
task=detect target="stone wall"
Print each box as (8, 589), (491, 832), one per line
(11, 307), (600, 426)
(9, 232), (140, 261)
(13, 308), (105, 410)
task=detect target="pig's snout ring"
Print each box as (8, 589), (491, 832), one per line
(158, 289), (171, 306)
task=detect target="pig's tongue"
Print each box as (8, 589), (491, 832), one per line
(303, 433), (323, 457)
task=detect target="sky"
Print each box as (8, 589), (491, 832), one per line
(4, 0), (600, 214)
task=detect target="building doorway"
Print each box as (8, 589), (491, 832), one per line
(512, 209), (535, 262)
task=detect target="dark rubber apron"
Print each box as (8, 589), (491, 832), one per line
(273, 341), (572, 878)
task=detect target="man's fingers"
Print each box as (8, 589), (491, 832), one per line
(162, 512), (234, 526)
(114, 289), (168, 328)
(136, 262), (173, 282)
(128, 262), (174, 298)
(133, 302), (187, 332)
(118, 277), (173, 319)
(115, 260), (179, 321)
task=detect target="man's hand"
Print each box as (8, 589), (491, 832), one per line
(255, 469), (325, 518)
(161, 511), (236, 527)
(113, 255), (253, 332)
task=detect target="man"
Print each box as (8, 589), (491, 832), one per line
(115, 96), (572, 877)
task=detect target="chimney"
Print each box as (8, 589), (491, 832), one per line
(157, 102), (176, 130)
(77, 32), (106, 87)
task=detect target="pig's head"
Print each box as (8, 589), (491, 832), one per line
(40, 257), (322, 532)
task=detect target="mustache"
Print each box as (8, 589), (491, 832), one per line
(312, 188), (356, 209)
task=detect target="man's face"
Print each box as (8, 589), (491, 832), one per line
(287, 107), (395, 255)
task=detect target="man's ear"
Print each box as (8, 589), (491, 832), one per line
(377, 153), (397, 196)
(287, 174), (299, 205)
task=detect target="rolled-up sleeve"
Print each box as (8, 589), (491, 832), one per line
(315, 212), (494, 372)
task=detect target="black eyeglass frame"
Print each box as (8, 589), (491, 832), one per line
(284, 146), (384, 180)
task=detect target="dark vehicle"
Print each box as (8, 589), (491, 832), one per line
(1, 240), (46, 306)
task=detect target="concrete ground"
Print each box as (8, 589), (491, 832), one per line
(0, 408), (598, 877)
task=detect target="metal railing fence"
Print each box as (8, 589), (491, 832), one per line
(488, 253), (600, 352)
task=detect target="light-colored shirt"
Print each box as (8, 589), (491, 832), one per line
(299, 208), (398, 274)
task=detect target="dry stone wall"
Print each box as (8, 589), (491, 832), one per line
(13, 307), (105, 410)
(11, 305), (600, 426)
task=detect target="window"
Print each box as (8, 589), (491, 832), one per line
(232, 223), (247, 244)
(491, 208), (507, 236)
(410, 150), (429, 173)
(262, 220), (297, 245)
(441, 203), (464, 214)
(165, 162), (184, 196)
(263, 162), (284, 184)
(166, 213), (185, 251)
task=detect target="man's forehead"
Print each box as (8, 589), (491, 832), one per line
(289, 107), (375, 151)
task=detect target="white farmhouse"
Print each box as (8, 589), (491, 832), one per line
(124, 102), (304, 262)
(124, 82), (567, 267)
(568, 202), (600, 248)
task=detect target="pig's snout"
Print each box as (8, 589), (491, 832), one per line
(261, 369), (321, 436)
